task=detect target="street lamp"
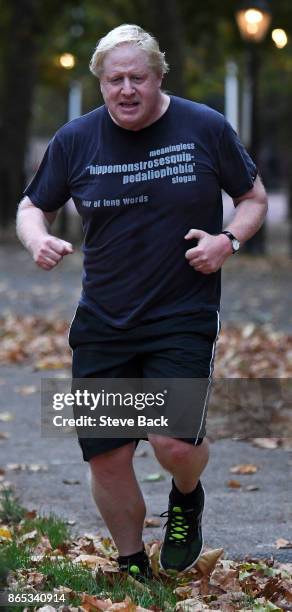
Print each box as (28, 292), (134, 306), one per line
(57, 52), (82, 237)
(235, 2), (271, 43)
(271, 29), (288, 50)
(58, 53), (76, 70)
(235, 0), (272, 254)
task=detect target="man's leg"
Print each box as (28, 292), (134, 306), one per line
(148, 435), (209, 493)
(141, 313), (219, 572)
(69, 307), (147, 559)
(89, 442), (146, 556)
(147, 435), (207, 572)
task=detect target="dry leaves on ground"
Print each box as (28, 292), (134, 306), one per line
(1, 315), (292, 378)
(0, 314), (71, 369)
(2, 516), (292, 612)
(215, 323), (292, 378)
(229, 464), (258, 475)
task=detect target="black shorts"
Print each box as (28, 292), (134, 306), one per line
(69, 306), (220, 462)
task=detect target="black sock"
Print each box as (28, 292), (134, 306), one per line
(170, 478), (204, 509)
(118, 547), (149, 573)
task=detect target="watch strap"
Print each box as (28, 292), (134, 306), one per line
(221, 230), (240, 254)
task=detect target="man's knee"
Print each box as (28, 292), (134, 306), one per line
(149, 435), (203, 464)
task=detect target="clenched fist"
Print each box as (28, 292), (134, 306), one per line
(184, 229), (232, 274)
(30, 235), (73, 270)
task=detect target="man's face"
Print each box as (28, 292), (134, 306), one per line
(99, 43), (163, 131)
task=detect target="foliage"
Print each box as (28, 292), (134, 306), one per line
(0, 488), (26, 524)
(0, 489), (291, 610)
(1, 313), (291, 377)
(1, 0), (292, 227)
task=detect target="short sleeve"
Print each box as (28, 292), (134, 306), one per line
(24, 133), (71, 211)
(216, 120), (258, 200)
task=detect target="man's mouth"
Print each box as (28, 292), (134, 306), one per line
(119, 102), (139, 108)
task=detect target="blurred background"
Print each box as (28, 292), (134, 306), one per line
(0, 0), (292, 255)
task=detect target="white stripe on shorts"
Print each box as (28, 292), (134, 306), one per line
(194, 310), (220, 444)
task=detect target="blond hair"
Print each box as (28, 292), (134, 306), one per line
(89, 24), (169, 78)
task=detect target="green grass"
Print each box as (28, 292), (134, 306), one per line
(36, 557), (177, 609)
(0, 489), (26, 524)
(0, 540), (32, 572)
(20, 513), (71, 549)
(1, 552), (177, 610)
(0, 490), (177, 610)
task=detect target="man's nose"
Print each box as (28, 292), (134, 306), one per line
(121, 78), (135, 94)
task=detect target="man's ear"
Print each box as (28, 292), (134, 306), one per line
(157, 71), (163, 88)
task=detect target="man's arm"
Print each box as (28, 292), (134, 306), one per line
(16, 196), (73, 271)
(184, 175), (268, 274)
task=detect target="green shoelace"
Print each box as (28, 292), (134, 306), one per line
(161, 505), (192, 544)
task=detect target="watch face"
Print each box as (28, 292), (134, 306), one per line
(232, 239), (240, 252)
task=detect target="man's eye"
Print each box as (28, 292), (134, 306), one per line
(111, 78), (122, 83)
(133, 77), (143, 82)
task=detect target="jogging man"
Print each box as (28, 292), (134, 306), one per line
(17, 24), (268, 578)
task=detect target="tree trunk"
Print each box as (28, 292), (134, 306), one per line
(243, 45), (266, 255)
(140, 0), (186, 96)
(0, 0), (38, 227)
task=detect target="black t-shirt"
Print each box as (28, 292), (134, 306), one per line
(24, 96), (257, 328)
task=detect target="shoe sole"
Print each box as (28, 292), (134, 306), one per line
(159, 484), (205, 573)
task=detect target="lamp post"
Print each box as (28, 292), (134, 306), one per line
(235, 1), (271, 254)
(57, 53), (81, 237)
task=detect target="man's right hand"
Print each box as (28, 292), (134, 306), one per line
(30, 235), (73, 270)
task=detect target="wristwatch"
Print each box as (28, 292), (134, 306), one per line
(221, 230), (240, 254)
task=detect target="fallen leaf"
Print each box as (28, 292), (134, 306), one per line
(275, 538), (292, 549)
(107, 596), (137, 611)
(244, 484), (260, 492)
(211, 565), (242, 593)
(227, 479), (241, 488)
(252, 438), (280, 449)
(175, 598), (211, 611)
(30, 553), (46, 563)
(230, 464), (258, 474)
(24, 510), (37, 520)
(143, 473), (165, 482)
(0, 526), (13, 540)
(242, 323), (256, 339)
(29, 464), (48, 472)
(81, 593), (112, 611)
(174, 584), (194, 599)
(18, 529), (38, 543)
(195, 548), (224, 576)
(74, 554), (102, 567)
(144, 518), (161, 528)
(0, 432), (10, 439)
(0, 412), (14, 422)
(147, 541), (161, 576)
(27, 571), (46, 587)
(33, 535), (52, 553)
(63, 478), (80, 485)
(14, 385), (37, 396)
(6, 463), (26, 471)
